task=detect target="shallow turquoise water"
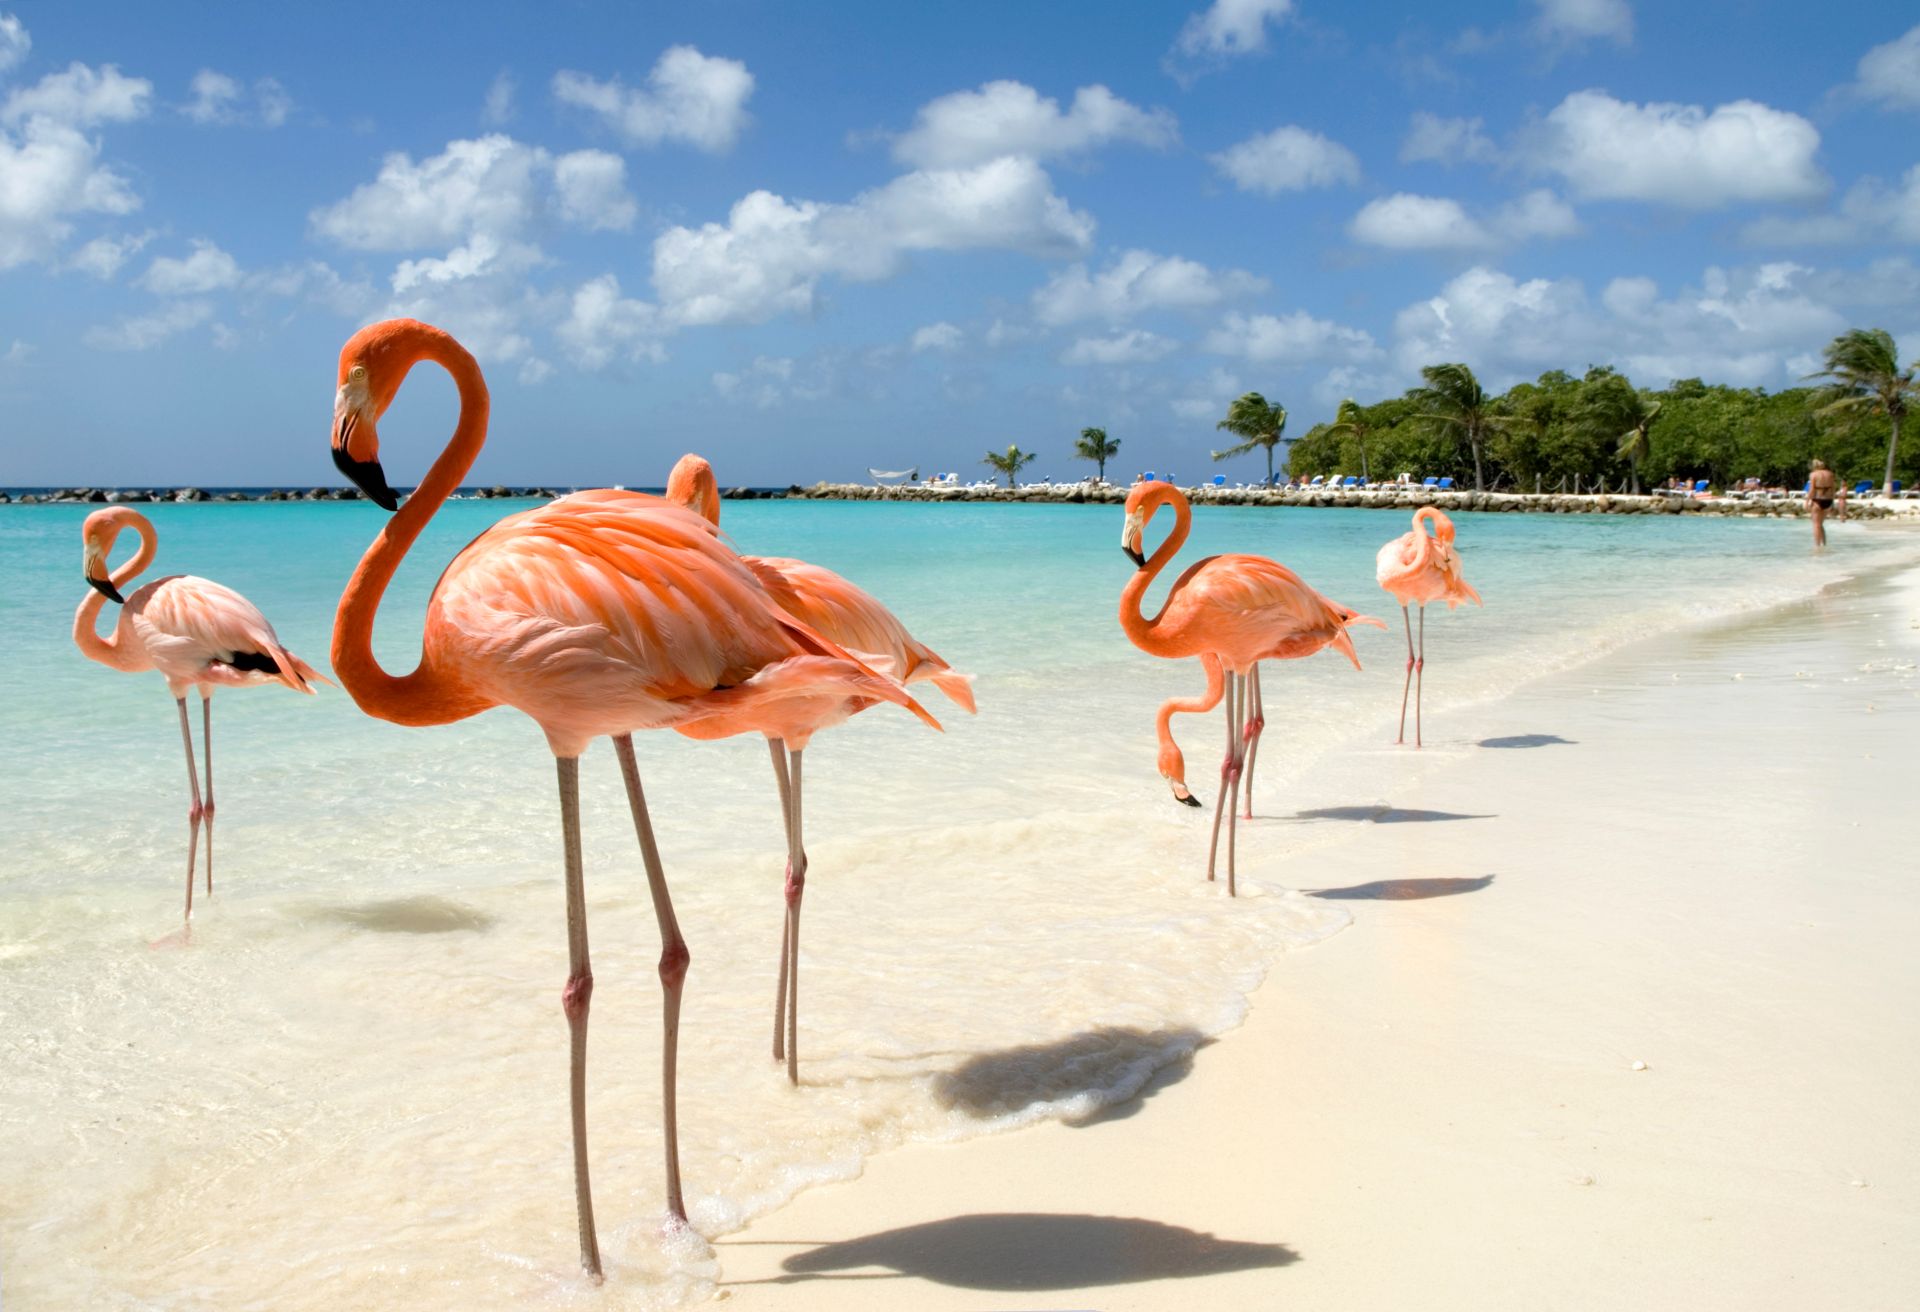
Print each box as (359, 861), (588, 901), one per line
(1, 496), (1911, 1308)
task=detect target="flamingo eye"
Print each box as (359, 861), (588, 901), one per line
(348, 364), (368, 383)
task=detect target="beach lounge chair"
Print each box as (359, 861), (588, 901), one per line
(1422, 476), (1439, 488)
(1307, 474), (1325, 488)
(1340, 476), (1360, 490)
(1854, 481), (1873, 496)
(1437, 476), (1455, 490)
(1694, 479), (1710, 494)
(1212, 475), (1226, 487)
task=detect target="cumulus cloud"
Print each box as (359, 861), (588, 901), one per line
(1400, 112), (1500, 165)
(653, 156), (1093, 326)
(1849, 25), (1920, 110)
(1062, 330), (1178, 365)
(1033, 249), (1267, 324)
(1349, 190), (1578, 250)
(1741, 166), (1920, 247)
(1531, 0), (1632, 47)
(138, 238), (241, 294)
(183, 70), (292, 127)
(483, 70), (515, 125)
(1525, 90), (1825, 208)
(891, 80), (1176, 169)
(1170, 366), (1244, 422)
(84, 299), (214, 350)
(912, 321), (962, 352)
(1172, 0), (1293, 59)
(552, 150), (636, 231)
(1202, 310), (1380, 363)
(555, 274), (665, 370)
(0, 13), (28, 75)
(553, 46), (752, 152)
(1210, 125), (1359, 194)
(2, 62), (150, 125)
(65, 229), (150, 278)
(0, 98), (145, 270)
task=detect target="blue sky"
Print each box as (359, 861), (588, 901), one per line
(2, 0), (1917, 485)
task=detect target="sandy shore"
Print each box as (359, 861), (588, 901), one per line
(714, 559), (1920, 1309)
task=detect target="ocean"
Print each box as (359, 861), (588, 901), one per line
(2, 495), (1911, 1308)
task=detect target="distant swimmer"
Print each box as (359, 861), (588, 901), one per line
(1808, 459), (1847, 548)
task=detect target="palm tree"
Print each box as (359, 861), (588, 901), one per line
(982, 443), (1036, 489)
(1409, 362), (1510, 492)
(1074, 426), (1121, 483)
(1573, 373), (1663, 494)
(1807, 328), (1916, 496)
(1323, 398), (1373, 483)
(1212, 392), (1288, 486)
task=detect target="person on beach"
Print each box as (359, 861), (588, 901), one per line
(1807, 460), (1845, 547)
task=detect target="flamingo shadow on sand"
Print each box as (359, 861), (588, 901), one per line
(307, 895), (498, 934)
(749, 1214), (1298, 1291)
(930, 1026), (1209, 1128)
(1287, 804), (1494, 824)
(1306, 874), (1496, 901)
(1479, 733), (1576, 749)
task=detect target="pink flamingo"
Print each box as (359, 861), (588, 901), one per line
(1376, 507), (1481, 747)
(1119, 482), (1381, 894)
(326, 320), (933, 1279)
(73, 507), (328, 920)
(665, 453), (971, 1083)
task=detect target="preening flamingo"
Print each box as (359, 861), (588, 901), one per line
(326, 321), (935, 1279)
(73, 507), (327, 921)
(1119, 482), (1381, 894)
(666, 454), (970, 1083)
(1376, 506), (1482, 747)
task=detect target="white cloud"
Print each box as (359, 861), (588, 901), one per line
(64, 229), (150, 278)
(912, 321), (962, 352)
(1062, 330), (1178, 365)
(138, 238), (241, 294)
(1400, 112), (1500, 165)
(553, 46), (752, 152)
(256, 77), (290, 127)
(2, 62), (151, 126)
(183, 69), (240, 123)
(1526, 90), (1825, 208)
(1850, 25), (1920, 110)
(1532, 0), (1632, 47)
(712, 355), (830, 407)
(1349, 191), (1582, 251)
(653, 156), (1093, 326)
(1210, 125), (1359, 194)
(1741, 166), (1920, 247)
(312, 135), (544, 251)
(0, 117), (141, 269)
(1171, 366), (1243, 421)
(483, 70), (515, 125)
(555, 274), (665, 370)
(891, 81), (1176, 169)
(1173, 0), (1293, 58)
(0, 13), (29, 75)
(552, 149), (637, 231)
(1202, 310), (1380, 363)
(84, 299), (213, 350)
(1034, 248), (1267, 324)
(1498, 189), (1582, 240)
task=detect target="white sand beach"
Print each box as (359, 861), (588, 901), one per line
(715, 559), (1920, 1310)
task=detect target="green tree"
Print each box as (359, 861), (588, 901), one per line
(1322, 398), (1374, 482)
(1573, 371), (1663, 494)
(1410, 362), (1511, 492)
(1212, 392), (1288, 486)
(1808, 328), (1916, 495)
(982, 443), (1036, 489)
(1073, 426), (1121, 482)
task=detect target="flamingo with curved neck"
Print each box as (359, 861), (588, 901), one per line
(74, 507), (327, 921)
(327, 320), (933, 1280)
(1376, 506), (1482, 747)
(664, 453), (967, 1083)
(1119, 481), (1381, 893)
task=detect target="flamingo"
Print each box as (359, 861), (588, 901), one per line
(72, 507), (328, 921)
(665, 454), (972, 1083)
(1377, 507), (1481, 748)
(1119, 482), (1381, 894)
(325, 320), (935, 1279)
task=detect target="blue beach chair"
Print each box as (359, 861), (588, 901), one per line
(1855, 480), (1873, 496)
(1437, 476), (1455, 490)
(1212, 474), (1226, 486)
(1694, 479), (1710, 494)
(1422, 476), (1439, 488)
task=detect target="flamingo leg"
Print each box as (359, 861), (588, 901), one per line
(613, 734), (690, 1226)
(1240, 663), (1264, 819)
(768, 739), (794, 1065)
(174, 697), (203, 922)
(1224, 673), (1245, 897)
(1415, 605), (1427, 749)
(1396, 604), (1414, 745)
(782, 748), (808, 1085)
(554, 756), (602, 1280)
(1204, 672), (1236, 884)
(200, 692), (214, 899)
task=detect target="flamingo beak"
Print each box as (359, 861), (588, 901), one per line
(1121, 509), (1146, 566)
(84, 545), (124, 603)
(332, 411), (400, 512)
(1171, 783), (1202, 808)
(86, 572), (124, 604)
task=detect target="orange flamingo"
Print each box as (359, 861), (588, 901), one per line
(665, 453), (970, 1083)
(1119, 482), (1381, 894)
(1376, 507), (1482, 747)
(326, 320), (934, 1279)
(73, 507), (327, 920)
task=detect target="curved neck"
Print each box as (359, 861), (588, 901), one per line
(1412, 506), (1445, 567)
(73, 515), (157, 670)
(1120, 487), (1192, 659)
(331, 329), (494, 726)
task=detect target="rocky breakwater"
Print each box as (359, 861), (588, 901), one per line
(788, 481), (1898, 520)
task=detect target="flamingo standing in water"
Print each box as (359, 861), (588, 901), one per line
(325, 320), (934, 1279)
(73, 507), (328, 920)
(1119, 482), (1381, 894)
(1376, 506), (1481, 747)
(665, 454), (971, 1084)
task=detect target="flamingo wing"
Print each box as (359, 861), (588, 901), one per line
(131, 576), (325, 691)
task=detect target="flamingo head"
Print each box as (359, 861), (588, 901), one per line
(666, 454), (722, 526)
(1120, 482), (1158, 567)
(80, 507), (139, 604)
(330, 322), (418, 512)
(1157, 739), (1202, 807)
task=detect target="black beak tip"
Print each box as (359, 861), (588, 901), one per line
(1123, 545), (1146, 567)
(88, 576), (125, 604)
(333, 445), (400, 513)
(1177, 792), (1203, 808)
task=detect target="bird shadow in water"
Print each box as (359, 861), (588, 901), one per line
(307, 895), (497, 934)
(931, 1026), (1209, 1128)
(1289, 804), (1494, 824)
(1306, 874), (1496, 901)
(1478, 733), (1576, 748)
(750, 1213), (1297, 1291)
